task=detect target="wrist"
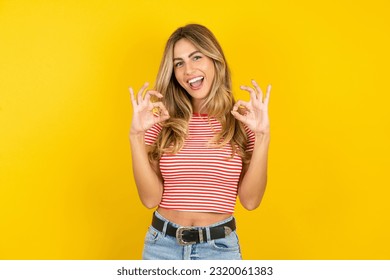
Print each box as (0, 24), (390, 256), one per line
(129, 125), (146, 136)
(129, 130), (145, 142)
(129, 130), (145, 136)
(255, 131), (270, 142)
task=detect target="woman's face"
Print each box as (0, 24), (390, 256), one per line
(173, 38), (215, 112)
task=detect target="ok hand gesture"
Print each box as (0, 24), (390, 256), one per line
(129, 82), (170, 135)
(231, 80), (271, 135)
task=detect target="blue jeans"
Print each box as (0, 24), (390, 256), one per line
(142, 211), (242, 260)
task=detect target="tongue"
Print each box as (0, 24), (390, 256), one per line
(190, 79), (203, 88)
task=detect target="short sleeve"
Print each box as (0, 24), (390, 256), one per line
(144, 123), (163, 145)
(244, 125), (255, 152)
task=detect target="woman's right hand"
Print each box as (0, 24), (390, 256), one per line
(129, 82), (170, 135)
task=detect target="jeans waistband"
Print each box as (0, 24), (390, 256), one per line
(153, 211), (235, 243)
(154, 210), (234, 229)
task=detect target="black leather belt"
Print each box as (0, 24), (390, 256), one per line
(152, 212), (236, 245)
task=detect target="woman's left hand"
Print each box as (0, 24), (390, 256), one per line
(231, 80), (271, 135)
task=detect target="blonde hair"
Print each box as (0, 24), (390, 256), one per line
(150, 24), (250, 163)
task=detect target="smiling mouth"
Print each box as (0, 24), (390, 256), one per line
(188, 76), (204, 89)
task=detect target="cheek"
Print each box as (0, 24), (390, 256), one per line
(206, 67), (215, 82)
(204, 61), (215, 80)
(174, 70), (186, 87)
(173, 69), (180, 81)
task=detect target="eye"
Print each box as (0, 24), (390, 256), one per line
(174, 61), (183, 68)
(193, 55), (202, 61)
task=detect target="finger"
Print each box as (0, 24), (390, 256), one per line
(231, 110), (247, 123)
(147, 101), (170, 118)
(232, 102), (251, 118)
(240, 85), (257, 102)
(264, 84), (271, 106)
(150, 101), (164, 109)
(237, 106), (250, 116)
(138, 89), (163, 109)
(154, 102), (169, 118)
(137, 82), (149, 104)
(252, 79), (263, 102)
(139, 82), (149, 94)
(233, 100), (251, 111)
(129, 87), (137, 107)
(158, 115), (170, 122)
(145, 90), (163, 103)
(147, 90), (164, 99)
(152, 101), (170, 115)
(137, 90), (143, 105)
(144, 90), (152, 105)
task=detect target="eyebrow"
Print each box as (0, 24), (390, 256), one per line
(173, 50), (201, 61)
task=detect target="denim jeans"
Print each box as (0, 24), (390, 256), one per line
(142, 211), (242, 260)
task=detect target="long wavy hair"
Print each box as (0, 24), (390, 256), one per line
(149, 24), (250, 163)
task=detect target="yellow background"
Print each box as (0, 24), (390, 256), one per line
(1, 0), (389, 259)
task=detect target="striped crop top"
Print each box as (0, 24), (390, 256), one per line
(144, 114), (255, 214)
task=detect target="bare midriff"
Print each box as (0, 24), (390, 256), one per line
(157, 207), (232, 227)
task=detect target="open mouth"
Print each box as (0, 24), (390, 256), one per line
(188, 76), (204, 90)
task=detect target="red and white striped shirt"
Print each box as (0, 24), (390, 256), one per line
(145, 114), (255, 214)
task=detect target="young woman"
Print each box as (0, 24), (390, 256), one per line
(129, 24), (271, 260)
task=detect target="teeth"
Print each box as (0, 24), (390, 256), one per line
(188, 77), (203, 84)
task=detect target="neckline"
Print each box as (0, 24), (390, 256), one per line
(192, 113), (208, 117)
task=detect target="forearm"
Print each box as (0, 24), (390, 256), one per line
(238, 133), (270, 210)
(129, 133), (163, 209)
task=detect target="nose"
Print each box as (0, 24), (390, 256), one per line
(184, 61), (195, 75)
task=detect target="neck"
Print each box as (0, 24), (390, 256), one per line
(192, 99), (207, 114)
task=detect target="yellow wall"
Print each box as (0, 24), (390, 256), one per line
(1, 0), (389, 259)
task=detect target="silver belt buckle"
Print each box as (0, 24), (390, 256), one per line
(176, 227), (197, 246)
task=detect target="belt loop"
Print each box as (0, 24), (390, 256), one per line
(162, 221), (168, 237)
(198, 228), (204, 243)
(205, 227), (211, 242)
